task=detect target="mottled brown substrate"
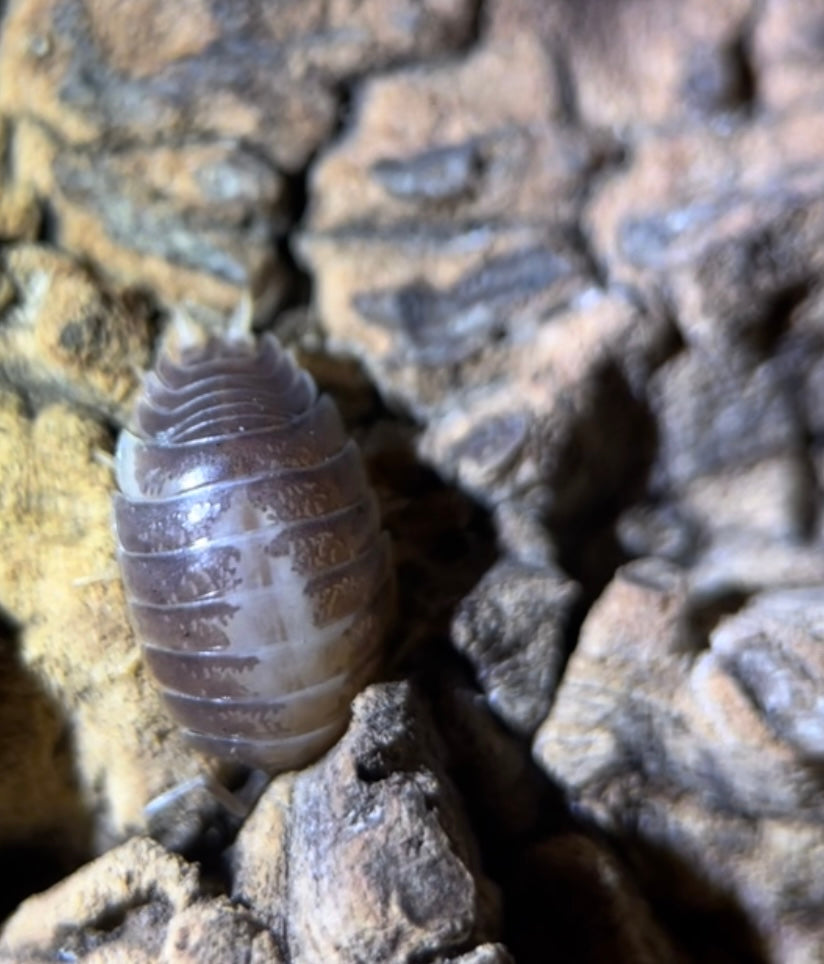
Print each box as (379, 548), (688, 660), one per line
(2, 0), (824, 961)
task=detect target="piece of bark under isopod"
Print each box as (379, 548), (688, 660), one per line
(113, 316), (395, 773)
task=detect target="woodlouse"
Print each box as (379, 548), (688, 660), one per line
(113, 323), (394, 771)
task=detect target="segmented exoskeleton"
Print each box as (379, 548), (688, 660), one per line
(113, 327), (393, 771)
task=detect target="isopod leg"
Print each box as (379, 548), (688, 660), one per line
(226, 291), (255, 342)
(143, 772), (262, 823)
(93, 448), (116, 472)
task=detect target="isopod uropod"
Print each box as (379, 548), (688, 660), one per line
(113, 320), (394, 771)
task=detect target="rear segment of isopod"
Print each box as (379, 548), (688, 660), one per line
(113, 330), (394, 771)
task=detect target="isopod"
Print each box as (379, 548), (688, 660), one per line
(113, 321), (394, 771)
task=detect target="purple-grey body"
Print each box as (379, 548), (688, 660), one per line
(113, 332), (393, 771)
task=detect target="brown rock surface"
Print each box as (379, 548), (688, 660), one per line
(490, 0), (757, 129)
(753, 0), (824, 110)
(451, 560), (580, 734)
(234, 682), (499, 963)
(586, 106), (824, 298)
(533, 561), (824, 961)
(1, 686), (500, 961)
(0, 836), (215, 962)
(0, 243), (153, 418)
(0, 390), (224, 856)
(0, 0), (476, 311)
(1, 0), (824, 961)
(296, 20), (674, 528)
(297, 32), (606, 391)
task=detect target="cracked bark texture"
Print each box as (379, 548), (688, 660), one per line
(1, 0), (824, 961)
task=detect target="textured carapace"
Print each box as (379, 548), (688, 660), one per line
(113, 326), (393, 771)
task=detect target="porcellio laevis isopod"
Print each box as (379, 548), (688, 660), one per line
(113, 324), (394, 771)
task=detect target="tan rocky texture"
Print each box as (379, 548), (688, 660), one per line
(302, 139), (668, 520)
(425, 668), (686, 962)
(416, 290), (670, 523)
(0, 0), (475, 311)
(1, 0), (824, 961)
(644, 348), (814, 551)
(296, 31), (607, 394)
(296, 0), (824, 557)
(490, 0), (757, 128)
(0, 389), (228, 857)
(296, 14), (677, 529)
(753, 0), (824, 110)
(0, 837), (202, 961)
(233, 682), (499, 963)
(533, 560), (824, 962)
(450, 560), (580, 735)
(2, 684), (502, 962)
(0, 242), (153, 418)
(586, 106), (824, 299)
(0, 836), (280, 963)
(0, 120), (41, 244)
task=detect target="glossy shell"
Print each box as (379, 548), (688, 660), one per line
(113, 332), (393, 771)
